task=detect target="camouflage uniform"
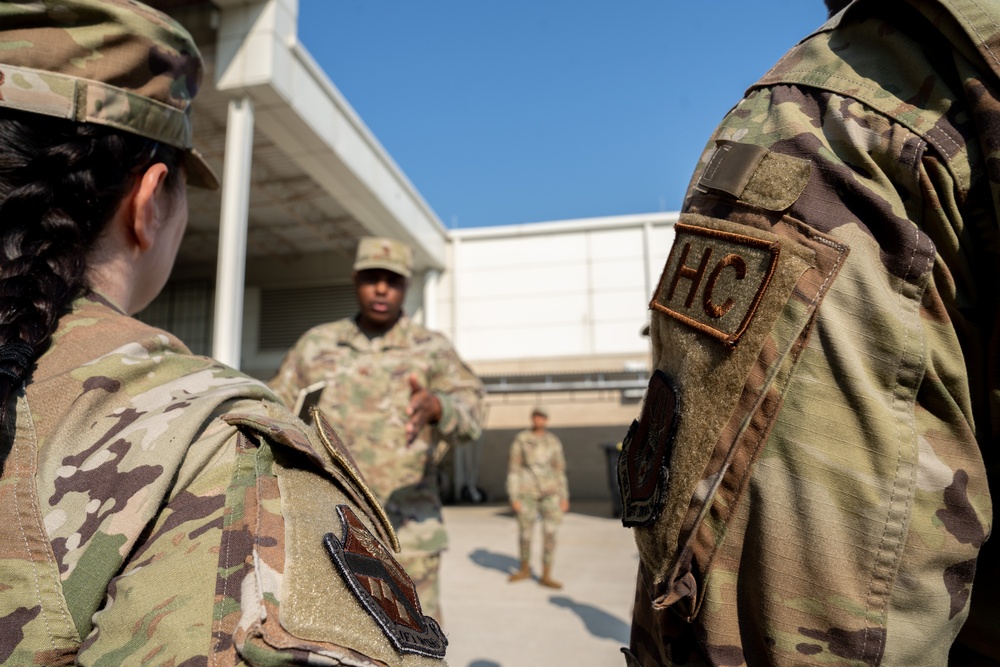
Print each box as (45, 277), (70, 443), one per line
(0, 0), (217, 189)
(621, 0), (997, 664)
(0, 294), (448, 664)
(270, 315), (485, 620)
(507, 430), (569, 568)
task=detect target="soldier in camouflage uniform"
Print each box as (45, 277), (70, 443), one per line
(506, 406), (570, 589)
(620, 0), (997, 664)
(0, 2), (447, 664)
(270, 237), (485, 623)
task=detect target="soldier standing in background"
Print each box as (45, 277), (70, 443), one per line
(0, 2), (446, 663)
(507, 406), (570, 589)
(621, 0), (997, 664)
(270, 237), (485, 623)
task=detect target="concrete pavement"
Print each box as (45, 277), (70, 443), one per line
(439, 502), (639, 667)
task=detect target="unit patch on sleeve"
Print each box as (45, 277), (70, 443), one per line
(651, 222), (780, 346)
(618, 370), (680, 527)
(324, 505), (447, 659)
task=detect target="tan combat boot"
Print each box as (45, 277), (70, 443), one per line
(508, 561), (532, 582)
(539, 565), (562, 589)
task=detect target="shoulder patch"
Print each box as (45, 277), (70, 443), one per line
(651, 222), (780, 347)
(324, 505), (447, 659)
(618, 370), (680, 527)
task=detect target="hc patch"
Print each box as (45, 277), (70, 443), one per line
(651, 223), (779, 346)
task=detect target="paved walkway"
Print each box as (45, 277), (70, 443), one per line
(439, 503), (639, 667)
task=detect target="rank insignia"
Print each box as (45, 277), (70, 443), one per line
(618, 370), (680, 527)
(324, 505), (447, 659)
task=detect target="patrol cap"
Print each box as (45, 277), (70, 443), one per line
(532, 406), (548, 418)
(353, 237), (414, 279)
(0, 0), (219, 189)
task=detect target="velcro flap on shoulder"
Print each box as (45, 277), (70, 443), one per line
(697, 140), (810, 211)
(244, 452), (442, 663)
(222, 402), (398, 551)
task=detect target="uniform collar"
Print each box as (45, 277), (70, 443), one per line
(339, 314), (414, 351)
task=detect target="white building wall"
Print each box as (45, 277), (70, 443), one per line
(442, 213), (678, 363)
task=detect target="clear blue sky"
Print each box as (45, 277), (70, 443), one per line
(298, 1), (829, 228)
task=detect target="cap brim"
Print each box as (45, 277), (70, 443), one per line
(184, 147), (219, 190)
(353, 260), (412, 279)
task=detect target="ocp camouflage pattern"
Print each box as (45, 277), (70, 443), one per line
(625, 0), (998, 665)
(269, 315), (485, 605)
(0, 293), (443, 665)
(0, 0), (203, 150)
(508, 430), (569, 567)
(507, 430), (569, 503)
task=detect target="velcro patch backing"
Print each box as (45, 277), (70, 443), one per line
(697, 141), (767, 199)
(651, 222), (779, 346)
(697, 140), (811, 211)
(324, 505), (447, 659)
(618, 370), (680, 527)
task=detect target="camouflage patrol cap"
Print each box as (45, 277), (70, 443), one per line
(532, 405), (548, 418)
(0, 0), (219, 189)
(353, 237), (414, 279)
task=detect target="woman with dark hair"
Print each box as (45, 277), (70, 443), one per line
(0, 2), (445, 665)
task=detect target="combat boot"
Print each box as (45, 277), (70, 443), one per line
(508, 561), (532, 582)
(539, 565), (562, 589)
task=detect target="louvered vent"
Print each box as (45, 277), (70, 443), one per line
(259, 284), (356, 350)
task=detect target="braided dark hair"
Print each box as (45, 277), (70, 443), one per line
(0, 108), (183, 431)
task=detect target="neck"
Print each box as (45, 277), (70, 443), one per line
(86, 256), (137, 315)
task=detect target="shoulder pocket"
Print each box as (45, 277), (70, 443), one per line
(223, 402), (397, 551)
(626, 205), (849, 621)
(217, 406), (445, 663)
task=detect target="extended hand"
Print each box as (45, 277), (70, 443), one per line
(560, 499), (570, 513)
(405, 374), (442, 444)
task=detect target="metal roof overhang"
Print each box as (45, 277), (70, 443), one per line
(152, 0), (448, 273)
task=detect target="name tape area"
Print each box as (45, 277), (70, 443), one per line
(652, 223), (779, 346)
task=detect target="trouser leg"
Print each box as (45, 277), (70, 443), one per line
(538, 494), (564, 568)
(515, 495), (539, 563)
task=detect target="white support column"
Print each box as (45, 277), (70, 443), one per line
(450, 236), (461, 347)
(212, 96), (255, 369)
(422, 269), (440, 330)
(642, 219), (654, 300)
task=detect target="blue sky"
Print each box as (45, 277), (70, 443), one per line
(298, 2), (829, 228)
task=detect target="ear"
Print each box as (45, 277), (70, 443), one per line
(129, 163), (171, 253)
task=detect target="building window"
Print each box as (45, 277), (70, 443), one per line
(258, 284), (356, 350)
(135, 280), (214, 356)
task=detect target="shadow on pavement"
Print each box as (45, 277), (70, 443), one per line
(467, 661), (501, 667)
(468, 548), (520, 576)
(475, 501), (620, 521)
(549, 595), (630, 643)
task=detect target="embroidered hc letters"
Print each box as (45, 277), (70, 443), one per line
(652, 223), (779, 346)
